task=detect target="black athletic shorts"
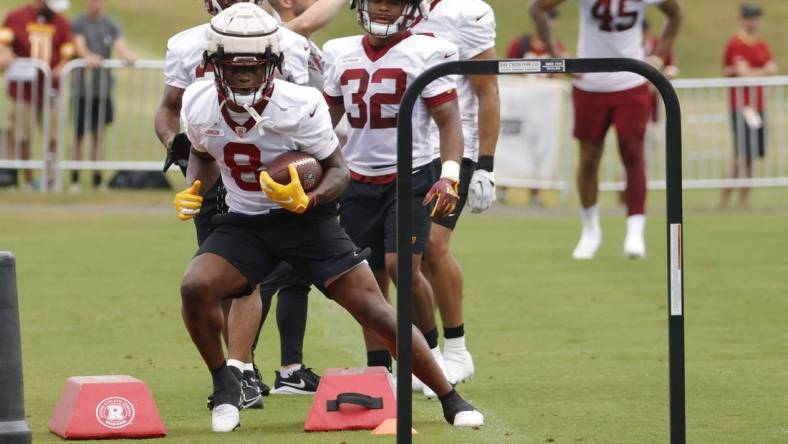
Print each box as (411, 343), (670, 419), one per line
(194, 179), (226, 246)
(339, 166), (434, 270)
(731, 111), (767, 159)
(197, 208), (368, 296)
(259, 261), (313, 297)
(73, 96), (114, 138)
(430, 157), (476, 231)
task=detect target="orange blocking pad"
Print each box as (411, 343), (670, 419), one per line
(49, 375), (166, 439)
(305, 367), (396, 432)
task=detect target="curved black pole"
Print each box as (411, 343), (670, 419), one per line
(396, 58), (684, 444)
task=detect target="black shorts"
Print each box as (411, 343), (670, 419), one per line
(731, 111), (767, 159)
(430, 157), (476, 231)
(259, 261), (313, 297)
(73, 96), (114, 138)
(197, 210), (368, 296)
(194, 179), (227, 246)
(339, 166), (434, 270)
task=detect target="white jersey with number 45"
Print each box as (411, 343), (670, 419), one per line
(575, 0), (665, 92)
(322, 33), (459, 176)
(181, 79), (339, 215)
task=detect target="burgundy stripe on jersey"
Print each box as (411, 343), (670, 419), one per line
(218, 83), (274, 132)
(362, 31), (412, 63)
(350, 170), (397, 184)
(424, 88), (458, 108)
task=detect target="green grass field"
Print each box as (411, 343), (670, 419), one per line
(1, 188), (787, 443)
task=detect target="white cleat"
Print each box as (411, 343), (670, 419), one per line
(453, 410), (485, 427)
(443, 339), (475, 384)
(211, 404), (240, 433)
(624, 231), (646, 259)
(423, 347), (449, 399)
(572, 227), (602, 260)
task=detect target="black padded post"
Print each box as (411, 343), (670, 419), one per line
(0, 252), (32, 444)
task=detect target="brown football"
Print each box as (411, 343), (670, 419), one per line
(264, 151), (323, 192)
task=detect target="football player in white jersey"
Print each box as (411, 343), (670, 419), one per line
(530, 0), (681, 259)
(412, 0), (499, 388)
(174, 3), (484, 431)
(323, 0), (464, 397)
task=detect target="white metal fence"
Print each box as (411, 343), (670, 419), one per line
(1, 58), (787, 193)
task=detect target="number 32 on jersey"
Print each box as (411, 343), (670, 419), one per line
(339, 68), (406, 129)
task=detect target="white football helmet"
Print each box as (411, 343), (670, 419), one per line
(204, 3), (284, 108)
(350, 0), (430, 37)
(204, 0), (265, 15)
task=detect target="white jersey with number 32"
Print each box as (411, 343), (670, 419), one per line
(181, 79), (338, 215)
(575, 0), (665, 92)
(322, 33), (459, 176)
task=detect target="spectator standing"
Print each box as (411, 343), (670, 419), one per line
(0, 0), (75, 190)
(719, 3), (777, 209)
(70, 0), (136, 191)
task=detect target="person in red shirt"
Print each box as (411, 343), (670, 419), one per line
(0, 0), (75, 190)
(720, 2), (777, 209)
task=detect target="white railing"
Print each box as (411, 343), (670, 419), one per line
(1, 59), (787, 194)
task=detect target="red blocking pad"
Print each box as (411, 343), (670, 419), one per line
(305, 367), (396, 432)
(49, 375), (166, 439)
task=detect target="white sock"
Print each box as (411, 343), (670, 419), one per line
(227, 359), (245, 372)
(242, 362), (254, 372)
(627, 214), (646, 237)
(279, 364), (302, 378)
(580, 205), (600, 231)
(444, 335), (466, 351)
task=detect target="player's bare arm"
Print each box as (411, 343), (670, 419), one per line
(186, 147), (220, 193)
(284, 0), (345, 37)
(529, 0), (566, 57)
(469, 47), (500, 160)
(328, 103), (346, 128)
(426, 99), (463, 218)
(654, 0), (683, 64)
(155, 86), (185, 148)
(312, 146), (350, 206)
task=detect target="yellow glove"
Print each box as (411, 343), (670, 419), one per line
(259, 164), (313, 214)
(174, 180), (202, 221)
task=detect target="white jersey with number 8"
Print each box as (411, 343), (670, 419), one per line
(575, 0), (665, 92)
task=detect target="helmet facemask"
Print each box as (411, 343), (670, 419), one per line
(210, 48), (282, 108)
(350, 0), (430, 38)
(204, 0), (265, 15)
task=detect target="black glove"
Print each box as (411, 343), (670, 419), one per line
(163, 132), (191, 176)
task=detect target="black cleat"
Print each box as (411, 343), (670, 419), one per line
(270, 365), (321, 395)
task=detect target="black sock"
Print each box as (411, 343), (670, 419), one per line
(444, 324), (464, 339)
(92, 172), (102, 187)
(70, 171), (79, 183)
(423, 328), (439, 350)
(367, 350), (392, 373)
(438, 388), (458, 402)
(210, 362), (240, 404)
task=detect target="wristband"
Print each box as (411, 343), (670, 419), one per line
(440, 160), (460, 182)
(477, 155), (494, 172)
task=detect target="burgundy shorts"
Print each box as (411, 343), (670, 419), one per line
(572, 83), (652, 142)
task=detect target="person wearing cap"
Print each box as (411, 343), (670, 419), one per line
(0, 0), (75, 190)
(720, 2), (778, 209)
